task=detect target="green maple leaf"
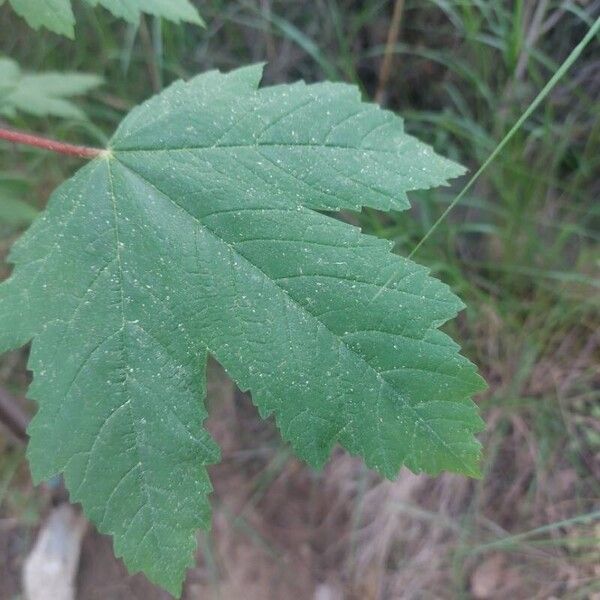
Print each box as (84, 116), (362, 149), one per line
(2, 0), (203, 38)
(0, 65), (485, 595)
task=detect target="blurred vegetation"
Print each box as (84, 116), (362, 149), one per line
(0, 1), (599, 598)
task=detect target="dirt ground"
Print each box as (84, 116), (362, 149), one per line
(1, 369), (327, 600)
(1, 361), (598, 600)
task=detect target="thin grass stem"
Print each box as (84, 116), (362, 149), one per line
(409, 15), (600, 259)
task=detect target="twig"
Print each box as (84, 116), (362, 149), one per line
(0, 386), (29, 443)
(0, 127), (103, 159)
(375, 0), (405, 104)
(261, 0), (277, 63)
(139, 16), (162, 93)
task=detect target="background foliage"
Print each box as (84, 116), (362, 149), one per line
(0, 1), (598, 598)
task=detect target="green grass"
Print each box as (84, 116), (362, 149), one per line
(1, 1), (599, 597)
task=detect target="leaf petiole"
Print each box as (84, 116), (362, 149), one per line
(0, 127), (104, 159)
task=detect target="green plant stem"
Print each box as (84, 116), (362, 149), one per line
(409, 15), (600, 258)
(0, 127), (103, 159)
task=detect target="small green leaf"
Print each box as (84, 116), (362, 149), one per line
(5, 0), (75, 38)
(87, 0), (204, 26)
(0, 57), (102, 120)
(0, 176), (38, 227)
(0, 197), (39, 227)
(3, 0), (203, 36)
(0, 65), (485, 595)
(0, 57), (21, 100)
